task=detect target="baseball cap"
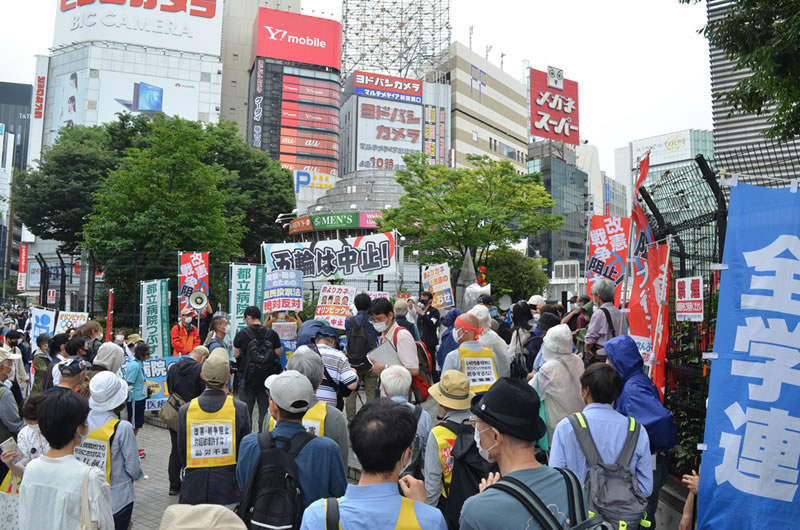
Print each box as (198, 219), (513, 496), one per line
(528, 295), (545, 307)
(59, 356), (87, 377)
(264, 370), (314, 414)
(89, 371), (129, 412)
(477, 294), (493, 306)
(429, 370), (474, 410)
(180, 308), (195, 317)
(201, 349), (230, 384)
(470, 377), (547, 441)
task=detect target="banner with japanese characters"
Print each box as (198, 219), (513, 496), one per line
(586, 216), (632, 305)
(263, 269), (304, 313)
(54, 311), (90, 334)
(422, 263), (454, 309)
(676, 276), (704, 322)
(228, 264), (266, 336)
(263, 232), (397, 281)
(29, 307), (57, 337)
(366, 291), (390, 301)
(628, 242), (670, 366)
(121, 356), (180, 411)
(315, 285), (357, 329)
(139, 279), (170, 357)
(697, 183), (800, 528)
(178, 252), (209, 314)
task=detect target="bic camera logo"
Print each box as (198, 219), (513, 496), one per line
(263, 26), (328, 49)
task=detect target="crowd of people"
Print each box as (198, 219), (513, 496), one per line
(0, 279), (686, 529)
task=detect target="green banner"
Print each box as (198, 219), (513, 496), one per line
(140, 279), (170, 357)
(311, 212), (359, 230)
(229, 264), (266, 334)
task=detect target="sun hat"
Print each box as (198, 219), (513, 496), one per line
(201, 348), (230, 384)
(89, 371), (129, 411)
(429, 370), (475, 410)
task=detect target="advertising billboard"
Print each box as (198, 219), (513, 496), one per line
(52, 70), (88, 132)
(294, 169), (338, 215)
(54, 0), (225, 57)
(98, 71), (199, 123)
(630, 130), (692, 166)
(254, 8), (342, 71)
(353, 71), (422, 104)
(280, 101), (338, 131)
(281, 129), (339, 158)
(356, 97), (423, 171)
(283, 75), (340, 106)
(530, 66), (580, 146)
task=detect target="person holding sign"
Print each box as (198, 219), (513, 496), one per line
(368, 298), (418, 377)
(441, 314), (509, 394)
(171, 308), (201, 357)
(177, 348), (251, 507)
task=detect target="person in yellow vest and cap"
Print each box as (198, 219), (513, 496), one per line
(177, 347), (251, 508)
(440, 313), (509, 394)
(422, 370), (475, 509)
(77, 371), (144, 530)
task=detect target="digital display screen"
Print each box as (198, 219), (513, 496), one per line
(136, 82), (163, 112)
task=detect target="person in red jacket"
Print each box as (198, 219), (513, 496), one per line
(171, 308), (201, 356)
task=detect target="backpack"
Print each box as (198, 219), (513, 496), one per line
(489, 469), (611, 530)
(400, 405), (425, 480)
(390, 327), (433, 403)
(345, 316), (371, 367)
(439, 420), (498, 530)
(242, 326), (281, 388)
(238, 430), (316, 530)
(509, 331), (538, 379)
(567, 413), (649, 529)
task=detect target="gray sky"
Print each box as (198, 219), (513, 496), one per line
(1, 0), (712, 177)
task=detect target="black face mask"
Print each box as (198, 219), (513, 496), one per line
(421, 299), (431, 305)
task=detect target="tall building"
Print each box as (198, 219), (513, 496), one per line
(527, 140), (589, 275)
(575, 144), (604, 216)
(602, 172), (628, 217)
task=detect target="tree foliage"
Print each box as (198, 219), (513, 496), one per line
(484, 249), (550, 303)
(682, 0), (800, 140)
(379, 153), (562, 269)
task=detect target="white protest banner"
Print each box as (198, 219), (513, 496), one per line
(140, 279), (170, 357)
(422, 263), (454, 309)
(263, 232), (397, 281)
(29, 307), (56, 337)
(272, 322), (298, 341)
(365, 291), (389, 301)
(675, 276), (704, 322)
(315, 285), (356, 329)
(55, 311), (89, 334)
(263, 269), (303, 312)
(229, 264), (266, 335)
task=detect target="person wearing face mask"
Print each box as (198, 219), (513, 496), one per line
(441, 313), (509, 394)
(171, 308), (201, 357)
(18, 391), (115, 530)
(4, 330), (29, 401)
(0, 346), (25, 481)
(30, 333), (52, 394)
(367, 298), (419, 377)
(0, 393), (50, 481)
(264, 310), (303, 330)
(415, 291), (441, 366)
(79, 321), (105, 364)
(456, 377), (586, 530)
(113, 329), (126, 348)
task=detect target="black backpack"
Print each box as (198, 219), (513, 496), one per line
(239, 430), (316, 530)
(438, 420), (499, 530)
(400, 405), (425, 480)
(242, 326), (281, 388)
(345, 316), (371, 367)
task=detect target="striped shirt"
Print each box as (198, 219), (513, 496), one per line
(314, 344), (358, 406)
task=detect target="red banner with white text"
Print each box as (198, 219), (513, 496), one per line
(628, 242), (671, 367)
(178, 252), (209, 314)
(106, 289), (114, 342)
(17, 244), (28, 291)
(586, 216), (631, 306)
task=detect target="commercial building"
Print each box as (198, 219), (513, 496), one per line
(602, 172), (628, 217)
(527, 140), (590, 276)
(576, 144), (604, 216)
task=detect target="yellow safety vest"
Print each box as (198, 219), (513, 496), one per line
(324, 496), (421, 529)
(431, 424), (458, 498)
(459, 346), (499, 393)
(185, 395), (237, 468)
(74, 419), (119, 484)
(268, 400), (327, 436)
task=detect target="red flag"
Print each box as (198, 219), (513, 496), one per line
(634, 151), (650, 194)
(106, 289), (114, 342)
(586, 216), (632, 306)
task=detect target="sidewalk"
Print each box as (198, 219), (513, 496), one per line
(130, 420), (178, 529)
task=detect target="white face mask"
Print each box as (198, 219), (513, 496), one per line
(115, 335), (125, 342)
(372, 321), (387, 333)
(277, 312), (287, 320)
(183, 317), (193, 324)
(225, 324), (231, 335)
(474, 425), (497, 463)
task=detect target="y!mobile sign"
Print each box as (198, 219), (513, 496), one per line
(354, 71), (423, 104)
(254, 8), (342, 71)
(530, 66), (580, 146)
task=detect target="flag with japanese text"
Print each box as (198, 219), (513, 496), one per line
(263, 269), (303, 313)
(178, 252), (209, 314)
(586, 216), (631, 305)
(422, 263), (454, 309)
(628, 242), (670, 367)
(697, 183), (800, 527)
(315, 285), (356, 329)
(140, 279), (170, 357)
(228, 264), (266, 335)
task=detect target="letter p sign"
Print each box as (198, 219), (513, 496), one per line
(295, 171), (311, 193)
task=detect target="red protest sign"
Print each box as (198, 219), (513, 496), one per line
(586, 216), (631, 305)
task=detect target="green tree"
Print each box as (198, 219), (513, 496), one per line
(484, 249), (550, 302)
(681, 0), (800, 140)
(380, 153), (562, 268)
(83, 116), (246, 326)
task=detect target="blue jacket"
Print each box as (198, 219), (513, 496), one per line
(344, 311), (379, 350)
(436, 308), (463, 370)
(605, 335), (677, 453)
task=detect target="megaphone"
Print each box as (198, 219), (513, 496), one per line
(498, 294), (513, 311)
(189, 290), (208, 312)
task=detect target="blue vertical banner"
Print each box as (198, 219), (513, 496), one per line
(698, 183), (800, 528)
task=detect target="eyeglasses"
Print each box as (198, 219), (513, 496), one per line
(469, 415), (481, 428)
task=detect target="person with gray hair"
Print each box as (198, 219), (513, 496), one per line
(393, 299), (420, 340)
(263, 349), (350, 467)
(584, 278), (623, 363)
(468, 304), (509, 367)
(380, 365), (432, 479)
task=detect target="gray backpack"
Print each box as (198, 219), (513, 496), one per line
(567, 412), (649, 529)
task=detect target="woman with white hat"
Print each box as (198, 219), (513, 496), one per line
(81, 371), (144, 530)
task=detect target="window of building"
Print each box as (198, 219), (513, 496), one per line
(472, 131), (478, 143)
(497, 140), (516, 160)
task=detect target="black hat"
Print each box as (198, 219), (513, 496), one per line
(537, 312), (561, 331)
(470, 378), (547, 441)
(477, 294), (493, 305)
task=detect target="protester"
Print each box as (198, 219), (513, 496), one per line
(584, 279), (623, 363)
(274, 349), (350, 466)
(43, 333), (71, 390)
(456, 377), (584, 529)
(368, 298), (419, 376)
(125, 343), (149, 447)
(66, 335), (91, 363)
(507, 301), (534, 364)
(264, 310), (302, 330)
(171, 308), (202, 356)
(394, 299), (421, 340)
(441, 313), (509, 393)
(178, 348), (250, 507)
(79, 341), (125, 398)
(423, 369), (474, 507)
(0, 346), (25, 481)
(527, 295), (545, 317)
(562, 294), (590, 331)
(468, 304), (509, 367)
(18, 391), (114, 530)
(85, 371), (145, 530)
(165, 344), (209, 496)
(113, 329), (126, 348)
(528, 312), (561, 372)
(238, 370), (346, 525)
(528, 324), (585, 443)
(606, 335), (677, 529)
(125, 334), (144, 360)
(549, 363), (652, 497)
(30, 332), (52, 393)
(415, 291), (441, 369)
(298, 326), (358, 410)
(344, 292), (379, 422)
(233, 305), (282, 431)
(205, 315), (231, 356)
(0, 393), (49, 479)
(80, 321), (105, 363)
(44, 356), (86, 395)
(5, 330), (29, 399)
(380, 364), (432, 478)
(435, 308), (463, 372)
(301, 398), (447, 530)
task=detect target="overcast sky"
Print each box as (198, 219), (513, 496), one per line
(1, 0), (712, 178)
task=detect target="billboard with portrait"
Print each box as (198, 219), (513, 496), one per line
(52, 70), (88, 133)
(98, 71), (199, 123)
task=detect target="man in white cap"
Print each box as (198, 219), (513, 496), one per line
(237, 370), (346, 528)
(0, 345), (24, 480)
(77, 371), (144, 530)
